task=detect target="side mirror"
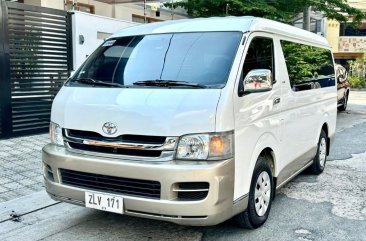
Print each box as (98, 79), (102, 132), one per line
(240, 69), (272, 96)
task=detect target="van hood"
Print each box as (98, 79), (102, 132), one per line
(51, 87), (221, 137)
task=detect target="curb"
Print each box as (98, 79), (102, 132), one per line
(350, 88), (366, 91)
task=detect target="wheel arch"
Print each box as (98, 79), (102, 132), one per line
(247, 132), (279, 184)
(236, 131), (280, 200)
(258, 147), (276, 176)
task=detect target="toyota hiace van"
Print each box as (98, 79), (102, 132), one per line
(43, 17), (337, 229)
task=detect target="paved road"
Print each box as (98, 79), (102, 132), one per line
(0, 134), (48, 202)
(0, 92), (365, 241)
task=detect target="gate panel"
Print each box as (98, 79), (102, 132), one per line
(1, 1), (72, 138)
(0, 0), (12, 138)
(0, 1), (3, 137)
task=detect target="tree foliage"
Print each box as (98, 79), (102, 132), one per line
(281, 41), (333, 84)
(171, 0), (365, 26)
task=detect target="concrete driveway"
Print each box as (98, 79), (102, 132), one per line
(1, 91), (365, 241)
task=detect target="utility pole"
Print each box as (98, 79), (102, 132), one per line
(226, 4), (229, 16)
(171, 0), (174, 20)
(303, 6), (311, 31)
(112, 3), (115, 18)
(144, 0), (147, 23)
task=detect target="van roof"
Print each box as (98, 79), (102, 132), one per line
(110, 16), (329, 47)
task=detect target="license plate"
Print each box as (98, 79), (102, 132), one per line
(85, 191), (124, 214)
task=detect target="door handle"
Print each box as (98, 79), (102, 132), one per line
(273, 97), (281, 105)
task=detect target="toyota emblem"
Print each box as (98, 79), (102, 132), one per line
(102, 122), (117, 135)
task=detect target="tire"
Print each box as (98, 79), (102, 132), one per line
(235, 156), (274, 229)
(309, 130), (327, 175)
(338, 93), (348, 111)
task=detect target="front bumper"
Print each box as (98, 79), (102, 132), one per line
(42, 144), (248, 226)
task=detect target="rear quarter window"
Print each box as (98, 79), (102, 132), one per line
(280, 40), (335, 92)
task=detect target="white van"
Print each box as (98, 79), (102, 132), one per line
(43, 17), (337, 229)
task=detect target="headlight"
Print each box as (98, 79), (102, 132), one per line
(49, 122), (64, 146)
(176, 131), (234, 160)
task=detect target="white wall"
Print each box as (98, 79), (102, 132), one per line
(114, 2), (187, 22)
(71, 11), (138, 70)
(24, 0), (41, 6)
(41, 0), (64, 9)
(39, 0), (187, 22)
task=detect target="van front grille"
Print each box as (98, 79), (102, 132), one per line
(67, 129), (166, 144)
(60, 169), (161, 199)
(68, 142), (162, 157)
(63, 129), (176, 159)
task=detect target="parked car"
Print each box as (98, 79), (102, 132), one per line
(336, 64), (350, 111)
(43, 17), (337, 229)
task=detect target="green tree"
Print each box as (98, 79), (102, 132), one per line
(170, 0), (365, 26)
(281, 41), (333, 84)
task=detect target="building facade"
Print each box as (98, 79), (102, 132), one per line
(292, 2), (366, 67)
(325, 1), (366, 66)
(22, 0), (188, 23)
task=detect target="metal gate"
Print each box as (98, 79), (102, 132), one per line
(0, 1), (72, 139)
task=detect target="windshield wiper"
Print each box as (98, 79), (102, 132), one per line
(133, 80), (207, 88)
(73, 78), (124, 88)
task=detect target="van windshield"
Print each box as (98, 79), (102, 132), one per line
(69, 32), (242, 88)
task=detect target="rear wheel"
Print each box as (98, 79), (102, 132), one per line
(338, 93), (348, 111)
(309, 130), (327, 175)
(235, 156), (273, 229)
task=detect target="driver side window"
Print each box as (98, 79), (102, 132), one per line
(242, 37), (274, 80)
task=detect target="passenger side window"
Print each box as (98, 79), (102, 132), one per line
(242, 37), (274, 81)
(281, 40), (335, 92)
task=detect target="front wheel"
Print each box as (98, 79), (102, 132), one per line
(234, 156), (273, 229)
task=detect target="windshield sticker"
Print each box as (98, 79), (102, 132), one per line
(102, 40), (116, 47)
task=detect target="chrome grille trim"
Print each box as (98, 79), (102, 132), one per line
(64, 129), (177, 151)
(64, 143), (175, 161)
(63, 129), (177, 161)
(81, 137), (177, 150)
